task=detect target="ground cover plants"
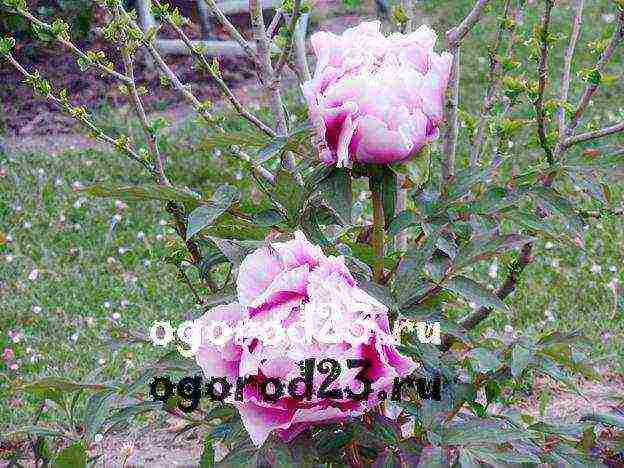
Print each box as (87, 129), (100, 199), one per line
(1, 0), (624, 466)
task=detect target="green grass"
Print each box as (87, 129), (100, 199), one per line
(1, 0), (623, 434)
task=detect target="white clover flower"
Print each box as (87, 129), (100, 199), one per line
(28, 269), (39, 281)
(32, 305), (42, 314)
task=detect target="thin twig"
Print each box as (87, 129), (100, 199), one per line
(202, 0), (260, 66)
(3, 52), (152, 173)
(13, 7), (132, 84)
(563, 120), (624, 149)
(369, 175), (385, 283)
(556, 0), (584, 154)
(152, 0), (276, 137)
(441, 46), (460, 182)
(469, 0), (514, 166)
(275, 0), (302, 74)
(249, 0), (302, 184)
(534, 0), (555, 164)
(446, 0), (492, 47)
(563, 10), (624, 142)
(116, 5), (170, 186)
(230, 146), (277, 184)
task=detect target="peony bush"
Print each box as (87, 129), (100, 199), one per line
(3, 0), (624, 466)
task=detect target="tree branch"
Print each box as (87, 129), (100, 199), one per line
(152, 0), (276, 137)
(534, 0), (555, 164)
(441, 46), (460, 181)
(556, 0), (584, 152)
(445, 0), (492, 47)
(562, 10), (624, 142)
(563, 120), (624, 149)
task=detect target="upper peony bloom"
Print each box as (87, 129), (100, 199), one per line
(303, 21), (452, 167)
(195, 231), (417, 447)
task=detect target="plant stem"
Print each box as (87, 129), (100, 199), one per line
(369, 174), (385, 283)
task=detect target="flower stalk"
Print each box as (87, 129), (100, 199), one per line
(369, 172), (385, 283)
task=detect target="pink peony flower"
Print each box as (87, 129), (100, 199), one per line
(303, 21), (452, 167)
(195, 231), (417, 447)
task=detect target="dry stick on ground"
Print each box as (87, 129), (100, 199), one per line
(442, 0), (492, 181)
(555, 0), (584, 157)
(469, 0), (514, 167)
(534, 0), (555, 164)
(151, 0), (276, 137)
(562, 10), (624, 144)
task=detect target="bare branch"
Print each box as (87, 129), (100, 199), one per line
(563, 120), (624, 149)
(563, 10), (624, 142)
(557, 0), (584, 147)
(267, 8), (284, 37)
(534, 0), (555, 164)
(275, 0), (302, 74)
(441, 46), (460, 181)
(152, 0), (276, 137)
(293, 12), (311, 82)
(249, 0), (302, 183)
(446, 0), (492, 47)
(469, 0), (515, 167)
(13, 7), (132, 84)
(202, 0), (260, 65)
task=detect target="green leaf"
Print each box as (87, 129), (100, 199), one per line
(467, 186), (523, 215)
(84, 390), (116, 442)
(52, 442), (86, 468)
(388, 210), (418, 235)
(416, 446), (443, 467)
(394, 231), (440, 307)
(186, 185), (238, 240)
(82, 183), (199, 205)
(445, 161), (501, 203)
(462, 446), (540, 465)
(273, 170), (305, 222)
(199, 437), (215, 468)
(20, 377), (112, 399)
(466, 347), (502, 373)
(316, 167), (352, 225)
(104, 401), (164, 433)
(442, 423), (537, 445)
(511, 344), (533, 377)
(2, 426), (73, 440)
(454, 234), (534, 271)
(530, 186), (584, 235)
(251, 209), (284, 227)
(445, 276), (508, 312)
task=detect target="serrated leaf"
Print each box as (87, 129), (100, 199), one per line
(52, 442), (86, 468)
(445, 276), (508, 312)
(186, 185), (238, 240)
(394, 231), (440, 307)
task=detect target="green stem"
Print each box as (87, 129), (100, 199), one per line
(369, 174), (385, 283)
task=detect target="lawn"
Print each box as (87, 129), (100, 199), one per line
(1, 0), (623, 439)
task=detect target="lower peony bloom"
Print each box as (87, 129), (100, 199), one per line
(303, 21), (452, 167)
(195, 231), (417, 446)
